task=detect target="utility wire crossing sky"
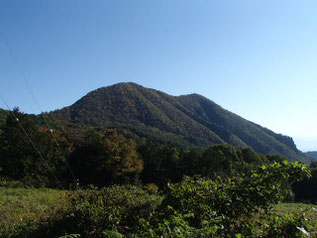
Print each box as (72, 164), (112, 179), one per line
(1, 0), (317, 151)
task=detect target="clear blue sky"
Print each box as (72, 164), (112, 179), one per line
(1, 0), (317, 151)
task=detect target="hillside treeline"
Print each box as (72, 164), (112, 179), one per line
(0, 109), (316, 198)
(0, 108), (296, 188)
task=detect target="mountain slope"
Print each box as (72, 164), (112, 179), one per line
(49, 82), (307, 162)
(305, 151), (317, 161)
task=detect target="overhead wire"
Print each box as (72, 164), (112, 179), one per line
(0, 27), (77, 184)
(0, 95), (65, 190)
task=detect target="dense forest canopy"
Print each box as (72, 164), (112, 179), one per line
(0, 108), (9, 127)
(0, 108), (314, 195)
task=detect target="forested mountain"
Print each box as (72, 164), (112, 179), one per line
(306, 151), (317, 161)
(48, 82), (308, 162)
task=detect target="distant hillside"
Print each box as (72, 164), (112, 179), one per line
(305, 151), (317, 161)
(49, 82), (308, 162)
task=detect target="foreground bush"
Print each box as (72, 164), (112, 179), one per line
(34, 185), (162, 238)
(139, 160), (312, 238)
(1, 161), (314, 238)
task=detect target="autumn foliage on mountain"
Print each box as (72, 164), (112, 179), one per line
(48, 83), (307, 162)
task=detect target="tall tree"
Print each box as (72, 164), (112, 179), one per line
(0, 108), (72, 187)
(70, 129), (143, 186)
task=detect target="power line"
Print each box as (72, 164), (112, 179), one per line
(0, 95), (65, 190)
(0, 27), (77, 183)
(0, 28), (43, 114)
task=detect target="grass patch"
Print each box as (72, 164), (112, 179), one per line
(276, 202), (317, 221)
(276, 202), (317, 235)
(0, 187), (67, 237)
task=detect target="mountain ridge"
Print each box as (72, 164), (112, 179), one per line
(305, 151), (317, 161)
(48, 82), (307, 162)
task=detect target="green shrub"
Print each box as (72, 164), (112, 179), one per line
(144, 183), (159, 194)
(101, 230), (123, 238)
(58, 234), (81, 238)
(1, 161), (313, 238)
(37, 185), (162, 238)
(0, 178), (24, 188)
(139, 161), (312, 237)
(263, 213), (309, 238)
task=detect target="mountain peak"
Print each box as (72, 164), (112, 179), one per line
(49, 83), (307, 162)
